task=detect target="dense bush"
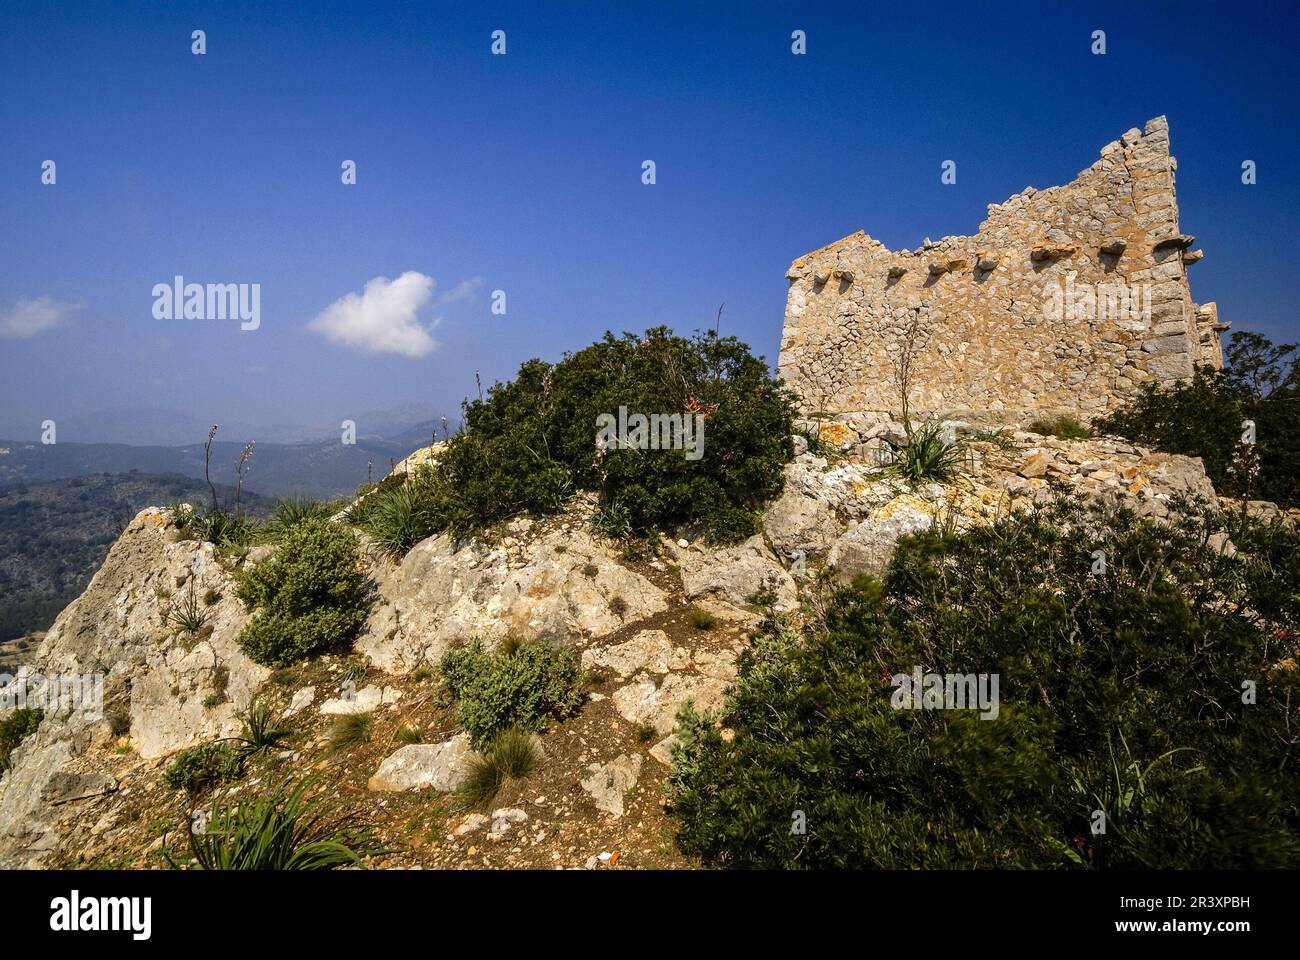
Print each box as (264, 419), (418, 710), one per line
(0, 707), (43, 772)
(669, 495), (1300, 868)
(234, 518), (370, 666)
(1027, 414), (1093, 440)
(1097, 331), (1300, 507)
(164, 742), (244, 793)
(353, 328), (796, 549)
(439, 637), (582, 748)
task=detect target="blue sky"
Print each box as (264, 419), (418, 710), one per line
(1, 0), (1297, 443)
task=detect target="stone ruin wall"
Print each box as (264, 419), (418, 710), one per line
(778, 116), (1229, 423)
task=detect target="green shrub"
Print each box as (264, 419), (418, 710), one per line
(1097, 331), (1300, 507)
(234, 518), (370, 666)
(164, 742), (244, 793)
(358, 328), (796, 549)
(457, 726), (540, 808)
(887, 420), (961, 483)
(669, 495), (1300, 868)
(1027, 414), (1094, 440)
(169, 777), (382, 870)
(0, 707), (43, 772)
(439, 637), (582, 748)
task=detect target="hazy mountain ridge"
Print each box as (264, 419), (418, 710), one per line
(0, 437), (413, 501)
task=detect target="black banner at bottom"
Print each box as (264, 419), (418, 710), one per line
(0, 868), (1282, 946)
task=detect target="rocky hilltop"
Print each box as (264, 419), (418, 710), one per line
(0, 422), (1237, 870)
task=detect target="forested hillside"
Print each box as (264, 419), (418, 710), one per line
(0, 472), (271, 642)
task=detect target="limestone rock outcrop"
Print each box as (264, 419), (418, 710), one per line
(0, 507), (267, 866)
(357, 525), (669, 673)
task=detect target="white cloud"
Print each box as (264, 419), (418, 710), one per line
(308, 272), (439, 357)
(0, 296), (78, 338)
(439, 276), (483, 305)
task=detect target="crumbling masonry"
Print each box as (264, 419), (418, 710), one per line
(778, 117), (1229, 422)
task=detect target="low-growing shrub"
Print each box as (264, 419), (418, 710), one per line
(439, 637), (582, 748)
(669, 495), (1300, 868)
(0, 707), (43, 772)
(234, 518), (370, 666)
(164, 742), (244, 794)
(1027, 414), (1093, 440)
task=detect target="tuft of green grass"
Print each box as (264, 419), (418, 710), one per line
(886, 421), (962, 484)
(328, 713), (371, 753)
(457, 727), (539, 809)
(237, 700), (292, 755)
(591, 501), (632, 540)
(351, 481), (431, 556)
(264, 498), (333, 541)
(687, 605), (718, 630)
(497, 634), (526, 657)
(166, 583), (209, 635)
(168, 777), (384, 870)
(608, 595), (629, 617)
(410, 667), (432, 683)
(393, 726), (422, 745)
(634, 722), (658, 744)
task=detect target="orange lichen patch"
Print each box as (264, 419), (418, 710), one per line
(818, 422), (856, 448)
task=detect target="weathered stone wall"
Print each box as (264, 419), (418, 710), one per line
(778, 117), (1228, 422)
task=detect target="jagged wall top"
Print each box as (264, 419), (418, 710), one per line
(778, 116), (1227, 421)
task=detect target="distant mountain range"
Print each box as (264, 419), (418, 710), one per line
(0, 406), (451, 501)
(0, 402), (446, 447)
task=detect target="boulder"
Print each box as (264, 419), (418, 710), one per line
(762, 482), (843, 557)
(367, 734), (475, 792)
(827, 503), (934, 582)
(581, 630), (686, 678)
(579, 754), (643, 817)
(40, 771), (118, 806)
(673, 535), (797, 611)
